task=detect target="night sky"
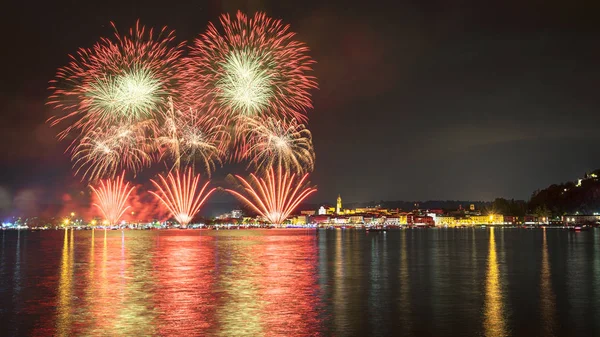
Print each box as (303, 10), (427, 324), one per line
(1, 0), (600, 215)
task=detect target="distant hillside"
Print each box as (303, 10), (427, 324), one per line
(529, 169), (600, 215)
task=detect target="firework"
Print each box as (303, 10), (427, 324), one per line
(187, 11), (317, 122)
(71, 121), (153, 181)
(150, 168), (215, 226)
(238, 116), (315, 173)
(155, 99), (229, 174)
(90, 172), (135, 226)
(48, 21), (185, 137)
(225, 166), (317, 225)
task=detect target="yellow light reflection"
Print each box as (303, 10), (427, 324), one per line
(56, 228), (74, 336)
(484, 227), (506, 337)
(334, 229), (344, 333)
(216, 241), (264, 337)
(399, 231), (412, 333)
(540, 228), (556, 334)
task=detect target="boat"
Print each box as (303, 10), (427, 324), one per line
(570, 225), (591, 232)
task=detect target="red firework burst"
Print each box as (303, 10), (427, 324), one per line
(149, 168), (215, 227)
(90, 172), (135, 226)
(48, 20), (186, 138)
(187, 11), (317, 123)
(225, 166), (317, 225)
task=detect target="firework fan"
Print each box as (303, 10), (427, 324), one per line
(48, 21), (186, 138)
(187, 11), (317, 123)
(155, 99), (229, 175)
(90, 172), (135, 226)
(238, 116), (315, 173)
(150, 168), (215, 227)
(226, 166), (317, 225)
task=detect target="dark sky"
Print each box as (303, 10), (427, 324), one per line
(1, 0), (600, 214)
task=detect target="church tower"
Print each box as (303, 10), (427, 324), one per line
(336, 194), (342, 214)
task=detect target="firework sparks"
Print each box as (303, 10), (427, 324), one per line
(71, 121), (153, 181)
(90, 172), (135, 226)
(155, 99), (228, 174)
(48, 21), (185, 137)
(187, 11), (317, 122)
(150, 168), (215, 227)
(85, 65), (163, 124)
(225, 166), (317, 225)
(239, 116), (315, 173)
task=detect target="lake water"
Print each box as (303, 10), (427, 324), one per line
(1, 228), (600, 336)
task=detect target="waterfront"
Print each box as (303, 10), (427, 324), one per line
(1, 228), (600, 336)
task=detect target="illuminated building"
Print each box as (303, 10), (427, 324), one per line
(470, 214), (504, 224)
(301, 210), (316, 216)
(318, 206), (326, 215)
(384, 216), (400, 226)
(332, 216), (348, 224)
(434, 214), (505, 227)
(348, 215), (364, 224)
(562, 215), (600, 225)
(435, 216), (457, 226)
(291, 215), (308, 225)
(311, 215), (330, 224)
(336, 195), (342, 215)
(354, 206), (381, 214)
(409, 215), (435, 226)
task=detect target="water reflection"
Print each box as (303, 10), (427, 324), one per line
(56, 229), (74, 336)
(216, 237), (264, 336)
(540, 228), (557, 335)
(484, 227), (506, 337)
(7, 229), (600, 336)
(333, 229), (345, 333)
(152, 233), (215, 335)
(260, 234), (321, 335)
(399, 230), (412, 334)
(13, 229), (22, 308)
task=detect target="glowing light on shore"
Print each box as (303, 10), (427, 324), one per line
(150, 168), (215, 227)
(90, 172), (135, 226)
(225, 166), (316, 224)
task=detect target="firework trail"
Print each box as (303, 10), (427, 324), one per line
(150, 168), (215, 227)
(71, 121), (154, 181)
(187, 11), (317, 122)
(155, 99), (229, 174)
(238, 116), (315, 173)
(225, 166), (317, 225)
(90, 172), (135, 226)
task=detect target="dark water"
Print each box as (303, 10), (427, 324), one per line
(1, 228), (600, 336)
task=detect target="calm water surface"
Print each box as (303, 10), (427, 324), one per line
(1, 228), (600, 336)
